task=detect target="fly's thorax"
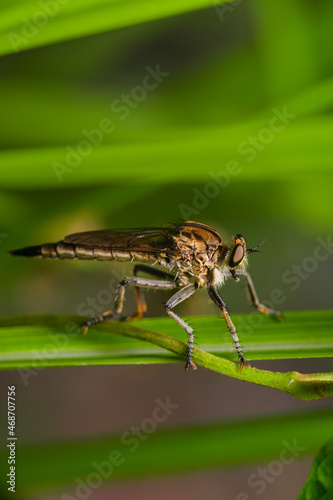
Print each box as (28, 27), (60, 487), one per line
(174, 221), (222, 253)
(173, 221), (224, 275)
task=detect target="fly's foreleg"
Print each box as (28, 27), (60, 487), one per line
(81, 276), (178, 334)
(165, 283), (198, 371)
(234, 270), (284, 320)
(207, 283), (249, 370)
(128, 264), (177, 321)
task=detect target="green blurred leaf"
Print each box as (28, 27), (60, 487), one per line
(0, 0), (222, 56)
(1, 116), (333, 189)
(0, 409), (331, 495)
(298, 437), (333, 500)
(254, 0), (317, 99)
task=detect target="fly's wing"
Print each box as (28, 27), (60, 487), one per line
(63, 227), (179, 255)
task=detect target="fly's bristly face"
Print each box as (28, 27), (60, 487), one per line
(226, 234), (248, 280)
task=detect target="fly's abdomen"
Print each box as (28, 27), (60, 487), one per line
(10, 245), (46, 258)
(10, 241), (138, 262)
(10, 242), (78, 259)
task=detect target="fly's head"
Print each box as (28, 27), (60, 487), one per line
(224, 234), (262, 281)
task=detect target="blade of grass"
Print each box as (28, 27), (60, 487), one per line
(0, 311), (332, 400)
(0, 409), (331, 495)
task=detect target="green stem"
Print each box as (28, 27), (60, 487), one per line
(111, 321), (333, 401)
(0, 314), (332, 401)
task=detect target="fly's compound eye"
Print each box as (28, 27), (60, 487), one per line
(228, 244), (245, 268)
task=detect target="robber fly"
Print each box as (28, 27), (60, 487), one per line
(10, 220), (283, 370)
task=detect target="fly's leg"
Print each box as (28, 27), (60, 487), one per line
(81, 276), (178, 334)
(127, 264), (177, 321)
(165, 283), (198, 371)
(234, 270), (284, 320)
(207, 282), (249, 370)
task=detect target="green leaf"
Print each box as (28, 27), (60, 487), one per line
(0, 0), (220, 56)
(0, 116), (332, 189)
(298, 437), (333, 499)
(0, 311), (332, 400)
(0, 409), (331, 495)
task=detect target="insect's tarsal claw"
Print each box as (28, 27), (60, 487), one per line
(81, 325), (89, 335)
(185, 361), (197, 371)
(238, 359), (250, 371)
(271, 312), (284, 323)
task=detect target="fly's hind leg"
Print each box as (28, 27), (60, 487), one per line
(165, 283), (198, 371)
(81, 272), (178, 334)
(235, 270), (284, 321)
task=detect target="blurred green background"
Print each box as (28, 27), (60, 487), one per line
(0, 0), (333, 498)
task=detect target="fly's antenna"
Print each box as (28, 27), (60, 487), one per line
(247, 238), (266, 253)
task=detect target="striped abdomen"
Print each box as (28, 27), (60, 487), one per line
(9, 241), (161, 263)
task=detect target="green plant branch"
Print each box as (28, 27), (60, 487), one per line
(120, 322), (333, 401)
(0, 312), (332, 400)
